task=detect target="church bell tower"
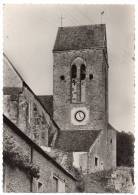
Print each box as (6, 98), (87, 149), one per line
(53, 24), (108, 131)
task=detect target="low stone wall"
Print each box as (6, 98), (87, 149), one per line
(83, 167), (134, 193)
(107, 167), (134, 193)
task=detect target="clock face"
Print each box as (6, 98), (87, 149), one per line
(75, 111), (85, 122)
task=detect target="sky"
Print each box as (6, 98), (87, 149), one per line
(3, 4), (135, 133)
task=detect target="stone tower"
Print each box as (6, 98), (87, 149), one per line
(53, 24), (108, 132)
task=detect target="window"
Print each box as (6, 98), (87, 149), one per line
(37, 181), (43, 192)
(80, 64), (86, 102)
(95, 157), (98, 166)
(71, 64), (77, 79)
(41, 131), (45, 139)
(80, 64), (86, 80)
(110, 139), (112, 144)
(71, 57), (86, 103)
(71, 64), (77, 103)
(9, 99), (18, 121)
(58, 179), (65, 192)
(33, 103), (38, 117)
(53, 177), (58, 192)
(60, 75), (65, 81)
(53, 176), (65, 192)
(89, 74), (93, 80)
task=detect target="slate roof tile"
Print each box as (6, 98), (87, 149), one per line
(54, 130), (101, 152)
(53, 24), (106, 51)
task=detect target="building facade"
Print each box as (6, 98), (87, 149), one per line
(79, 125), (116, 174)
(3, 115), (77, 193)
(3, 54), (57, 148)
(3, 54), (77, 192)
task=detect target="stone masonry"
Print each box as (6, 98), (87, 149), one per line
(53, 49), (107, 131)
(3, 116), (77, 192)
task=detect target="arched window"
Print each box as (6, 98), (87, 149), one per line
(80, 64), (86, 102)
(80, 64), (86, 80)
(71, 64), (77, 103)
(71, 64), (77, 79)
(71, 57), (86, 103)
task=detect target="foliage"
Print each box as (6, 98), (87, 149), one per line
(3, 132), (40, 179)
(72, 166), (85, 192)
(72, 166), (82, 179)
(117, 131), (134, 167)
(76, 177), (85, 192)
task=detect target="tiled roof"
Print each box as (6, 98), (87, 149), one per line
(53, 24), (106, 51)
(54, 130), (101, 152)
(37, 95), (53, 117)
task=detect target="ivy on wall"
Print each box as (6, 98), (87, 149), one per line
(3, 132), (40, 179)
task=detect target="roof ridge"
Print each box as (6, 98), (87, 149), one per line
(58, 24), (105, 29)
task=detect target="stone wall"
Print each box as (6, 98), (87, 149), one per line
(47, 148), (74, 173)
(3, 54), (74, 176)
(82, 129), (116, 173)
(17, 85), (51, 146)
(3, 117), (77, 193)
(3, 84), (51, 147)
(83, 167), (134, 193)
(3, 165), (31, 193)
(106, 127), (116, 169)
(33, 150), (76, 192)
(79, 152), (88, 174)
(109, 167), (134, 193)
(3, 94), (19, 124)
(81, 128), (116, 173)
(87, 130), (107, 173)
(53, 49), (107, 131)
(3, 122), (32, 192)
(3, 55), (59, 148)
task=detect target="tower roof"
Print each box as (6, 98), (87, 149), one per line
(53, 24), (106, 51)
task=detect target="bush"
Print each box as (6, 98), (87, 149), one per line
(72, 167), (85, 192)
(3, 132), (40, 179)
(76, 178), (85, 192)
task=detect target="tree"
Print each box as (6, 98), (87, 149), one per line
(117, 131), (134, 167)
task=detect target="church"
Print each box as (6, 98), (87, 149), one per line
(52, 24), (116, 173)
(3, 24), (117, 192)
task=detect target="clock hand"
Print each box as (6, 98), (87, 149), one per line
(79, 112), (82, 118)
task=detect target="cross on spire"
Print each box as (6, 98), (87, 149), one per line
(60, 15), (64, 27)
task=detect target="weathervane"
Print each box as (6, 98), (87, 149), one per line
(100, 11), (104, 24)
